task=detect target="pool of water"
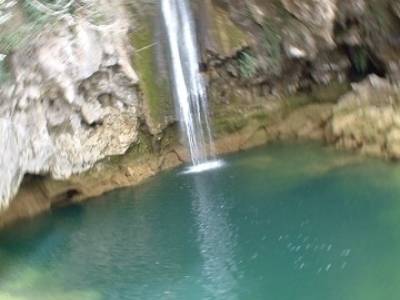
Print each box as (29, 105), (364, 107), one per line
(1, 142), (400, 300)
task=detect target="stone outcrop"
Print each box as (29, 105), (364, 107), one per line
(326, 75), (400, 159)
(0, 95), (337, 229)
(2, 0), (400, 228)
(198, 0), (400, 102)
(0, 3), (140, 209)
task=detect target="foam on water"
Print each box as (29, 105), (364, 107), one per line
(182, 160), (225, 174)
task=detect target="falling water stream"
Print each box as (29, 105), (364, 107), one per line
(161, 0), (222, 172)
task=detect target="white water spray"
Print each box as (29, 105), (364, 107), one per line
(162, 0), (221, 170)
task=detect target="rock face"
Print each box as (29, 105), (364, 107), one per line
(2, 0), (400, 227)
(0, 96), (336, 229)
(326, 75), (400, 159)
(281, 0), (337, 46)
(198, 0), (400, 104)
(0, 5), (140, 209)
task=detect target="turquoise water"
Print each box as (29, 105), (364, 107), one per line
(1, 143), (400, 300)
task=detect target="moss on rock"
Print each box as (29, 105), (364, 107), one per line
(131, 17), (173, 132)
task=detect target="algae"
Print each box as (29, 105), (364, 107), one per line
(131, 16), (172, 127)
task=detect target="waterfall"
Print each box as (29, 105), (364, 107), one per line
(162, 0), (222, 171)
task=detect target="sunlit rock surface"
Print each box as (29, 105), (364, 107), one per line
(0, 4), (140, 208)
(327, 75), (400, 159)
(2, 0), (400, 224)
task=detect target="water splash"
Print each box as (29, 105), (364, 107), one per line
(161, 0), (219, 167)
(182, 160), (225, 175)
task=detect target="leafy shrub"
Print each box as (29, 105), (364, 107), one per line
(238, 51), (258, 79)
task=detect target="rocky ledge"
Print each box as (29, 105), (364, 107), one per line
(3, 74), (399, 229)
(2, 0), (400, 228)
(327, 75), (400, 159)
(0, 2), (141, 210)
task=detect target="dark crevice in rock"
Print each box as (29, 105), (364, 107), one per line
(50, 189), (81, 209)
(342, 45), (387, 82)
(21, 174), (47, 185)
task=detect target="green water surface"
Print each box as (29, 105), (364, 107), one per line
(1, 143), (400, 300)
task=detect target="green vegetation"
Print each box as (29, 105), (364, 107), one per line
(214, 115), (249, 134)
(353, 47), (369, 74)
(131, 17), (172, 126)
(280, 81), (350, 117)
(237, 51), (258, 79)
(0, 58), (10, 83)
(0, 0), (115, 54)
(0, 0), (117, 85)
(102, 131), (154, 169)
(0, 1), (70, 54)
(251, 110), (269, 122)
(0, 1), (64, 83)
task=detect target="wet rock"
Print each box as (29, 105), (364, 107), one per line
(160, 152), (182, 170)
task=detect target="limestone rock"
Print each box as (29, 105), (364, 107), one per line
(326, 75), (400, 159)
(0, 6), (140, 209)
(387, 128), (400, 157)
(271, 104), (333, 140)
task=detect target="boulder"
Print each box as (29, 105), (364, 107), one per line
(326, 75), (400, 159)
(0, 5), (140, 209)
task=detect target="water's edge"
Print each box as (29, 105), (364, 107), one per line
(1, 142), (397, 299)
(0, 140), (356, 231)
(0, 99), (384, 230)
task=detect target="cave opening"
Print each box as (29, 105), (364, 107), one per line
(50, 189), (82, 209)
(342, 45), (386, 82)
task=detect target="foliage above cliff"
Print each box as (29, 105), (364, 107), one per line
(0, 0), (132, 86)
(0, 0), (120, 55)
